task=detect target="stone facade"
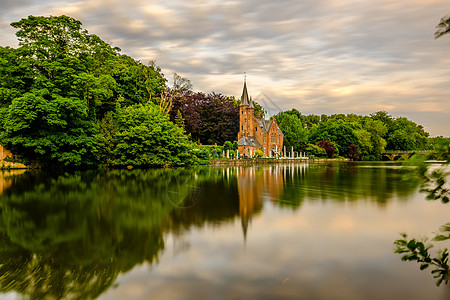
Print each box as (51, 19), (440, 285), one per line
(237, 80), (283, 157)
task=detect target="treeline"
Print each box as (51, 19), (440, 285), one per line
(275, 109), (441, 160)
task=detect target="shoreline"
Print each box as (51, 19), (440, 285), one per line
(210, 158), (349, 166)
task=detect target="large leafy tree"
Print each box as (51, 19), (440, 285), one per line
(368, 112), (428, 151)
(0, 15), (168, 167)
(2, 89), (99, 166)
(275, 109), (308, 151)
(308, 119), (359, 158)
(355, 118), (387, 160)
(113, 103), (200, 167)
(386, 117), (428, 150)
(170, 92), (239, 145)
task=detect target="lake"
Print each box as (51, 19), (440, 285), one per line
(0, 162), (449, 300)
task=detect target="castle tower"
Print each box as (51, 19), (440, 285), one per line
(247, 97), (255, 135)
(238, 77), (250, 140)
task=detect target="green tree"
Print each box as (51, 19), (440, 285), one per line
(113, 103), (198, 167)
(308, 119), (358, 158)
(276, 110), (308, 151)
(355, 118), (387, 160)
(386, 117), (428, 150)
(174, 109), (185, 131)
(0, 15), (168, 167)
(223, 141), (233, 151)
(1, 90), (99, 166)
(97, 111), (118, 164)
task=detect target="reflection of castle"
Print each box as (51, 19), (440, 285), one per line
(0, 170), (26, 195)
(236, 166), (285, 241)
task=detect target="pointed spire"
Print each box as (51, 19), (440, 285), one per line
(239, 73), (250, 106)
(249, 96), (254, 109)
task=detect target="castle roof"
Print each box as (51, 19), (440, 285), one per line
(256, 119), (271, 133)
(238, 136), (262, 148)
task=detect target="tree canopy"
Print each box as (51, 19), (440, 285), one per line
(0, 15), (203, 167)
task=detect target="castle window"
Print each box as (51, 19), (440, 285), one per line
(241, 126), (243, 130)
(255, 127), (257, 131)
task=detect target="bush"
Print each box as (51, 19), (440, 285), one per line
(223, 141), (233, 151)
(254, 150), (264, 158)
(317, 140), (335, 158)
(112, 103), (199, 167)
(305, 144), (326, 157)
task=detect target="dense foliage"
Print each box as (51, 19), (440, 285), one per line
(169, 91), (239, 145)
(0, 15), (203, 167)
(113, 103), (199, 167)
(275, 110), (432, 160)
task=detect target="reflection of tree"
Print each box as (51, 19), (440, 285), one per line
(168, 167), (241, 231)
(0, 169), (197, 299)
(278, 162), (414, 207)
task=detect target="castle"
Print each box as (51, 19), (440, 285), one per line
(237, 79), (284, 157)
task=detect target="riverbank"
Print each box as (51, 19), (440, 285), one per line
(210, 157), (349, 166)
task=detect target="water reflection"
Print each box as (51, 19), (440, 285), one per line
(0, 169), (200, 299)
(0, 163), (419, 299)
(0, 170), (26, 195)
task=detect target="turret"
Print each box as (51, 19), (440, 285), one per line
(239, 79), (250, 106)
(239, 77), (250, 139)
(247, 97), (254, 135)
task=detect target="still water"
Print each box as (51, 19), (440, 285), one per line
(0, 162), (449, 300)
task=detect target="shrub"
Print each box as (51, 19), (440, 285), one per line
(254, 150), (264, 158)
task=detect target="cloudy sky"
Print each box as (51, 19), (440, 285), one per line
(1, 0), (449, 136)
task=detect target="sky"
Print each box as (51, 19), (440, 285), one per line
(0, 0), (449, 136)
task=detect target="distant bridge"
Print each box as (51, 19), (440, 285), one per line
(383, 150), (429, 161)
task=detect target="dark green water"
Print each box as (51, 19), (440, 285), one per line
(0, 162), (449, 300)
